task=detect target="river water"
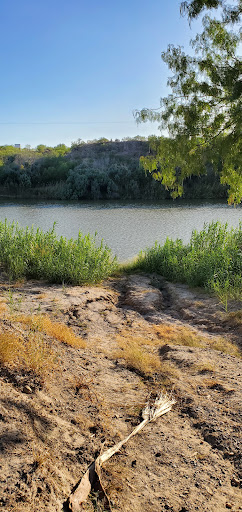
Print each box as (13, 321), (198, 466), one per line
(0, 199), (241, 261)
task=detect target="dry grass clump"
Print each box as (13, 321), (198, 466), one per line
(0, 298), (7, 314)
(221, 309), (242, 328)
(37, 293), (47, 300)
(16, 314), (86, 348)
(209, 336), (241, 357)
(0, 330), (56, 378)
(115, 332), (179, 382)
(119, 323), (204, 349)
(154, 323), (240, 358)
(192, 362), (216, 374)
(73, 413), (96, 432)
(116, 336), (162, 377)
(153, 323), (204, 348)
(0, 331), (23, 365)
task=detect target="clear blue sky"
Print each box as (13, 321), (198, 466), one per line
(0, 0), (202, 147)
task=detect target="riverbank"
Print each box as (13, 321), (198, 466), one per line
(0, 273), (241, 511)
(0, 139), (228, 202)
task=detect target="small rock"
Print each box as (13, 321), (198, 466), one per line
(205, 487), (213, 496)
(226, 503), (233, 509)
(231, 476), (240, 487)
(23, 385), (32, 394)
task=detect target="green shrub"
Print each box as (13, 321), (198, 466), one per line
(0, 220), (117, 284)
(135, 222), (242, 305)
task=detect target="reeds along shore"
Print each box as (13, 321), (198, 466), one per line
(0, 220), (117, 284)
(128, 221), (242, 307)
(0, 220), (241, 308)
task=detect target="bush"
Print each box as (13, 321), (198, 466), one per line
(0, 220), (117, 284)
(135, 222), (242, 305)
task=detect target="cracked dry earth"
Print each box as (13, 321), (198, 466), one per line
(0, 273), (241, 512)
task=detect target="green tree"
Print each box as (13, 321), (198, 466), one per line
(135, 0), (242, 203)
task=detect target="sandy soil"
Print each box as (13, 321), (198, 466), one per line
(0, 273), (241, 512)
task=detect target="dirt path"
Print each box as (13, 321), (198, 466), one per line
(0, 274), (241, 511)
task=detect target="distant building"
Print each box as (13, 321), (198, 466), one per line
(14, 144), (21, 149)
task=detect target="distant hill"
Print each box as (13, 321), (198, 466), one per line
(68, 140), (149, 161)
(0, 138), (227, 201)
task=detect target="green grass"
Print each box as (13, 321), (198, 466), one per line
(1, 220), (241, 307)
(128, 221), (242, 308)
(0, 220), (117, 284)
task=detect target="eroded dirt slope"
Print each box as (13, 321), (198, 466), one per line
(0, 274), (241, 512)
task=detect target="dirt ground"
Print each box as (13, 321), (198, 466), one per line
(0, 273), (241, 512)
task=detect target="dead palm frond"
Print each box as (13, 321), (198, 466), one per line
(68, 392), (176, 512)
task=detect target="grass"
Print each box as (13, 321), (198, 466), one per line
(116, 337), (162, 377)
(209, 336), (241, 357)
(16, 313), (86, 348)
(0, 219), (117, 285)
(116, 322), (241, 377)
(153, 323), (204, 347)
(127, 221), (242, 309)
(0, 330), (57, 379)
(115, 329), (180, 382)
(0, 298), (7, 314)
(153, 323), (241, 357)
(221, 309), (242, 328)
(1, 220), (240, 311)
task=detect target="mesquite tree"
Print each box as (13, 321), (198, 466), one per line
(135, 0), (242, 203)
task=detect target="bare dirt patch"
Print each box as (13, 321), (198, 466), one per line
(0, 274), (241, 511)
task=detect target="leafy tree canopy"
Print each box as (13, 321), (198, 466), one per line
(135, 0), (242, 203)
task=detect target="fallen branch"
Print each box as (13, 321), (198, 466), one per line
(68, 392), (176, 512)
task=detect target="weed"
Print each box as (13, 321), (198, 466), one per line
(0, 220), (117, 285)
(37, 293), (47, 299)
(74, 413), (95, 431)
(127, 222), (242, 305)
(23, 333), (58, 377)
(7, 288), (23, 313)
(69, 375), (93, 400)
(32, 444), (52, 468)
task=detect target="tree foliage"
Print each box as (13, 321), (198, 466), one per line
(135, 0), (242, 203)
(0, 139), (228, 201)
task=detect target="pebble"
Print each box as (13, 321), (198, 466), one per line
(226, 503), (233, 509)
(22, 385), (32, 394)
(231, 476), (240, 487)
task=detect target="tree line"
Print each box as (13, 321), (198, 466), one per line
(0, 137), (227, 201)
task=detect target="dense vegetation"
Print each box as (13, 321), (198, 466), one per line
(0, 220), (117, 284)
(135, 0), (242, 204)
(0, 138), (228, 201)
(0, 219), (240, 309)
(132, 222), (242, 309)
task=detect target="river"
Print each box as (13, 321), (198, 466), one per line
(0, 199), (241, 261)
